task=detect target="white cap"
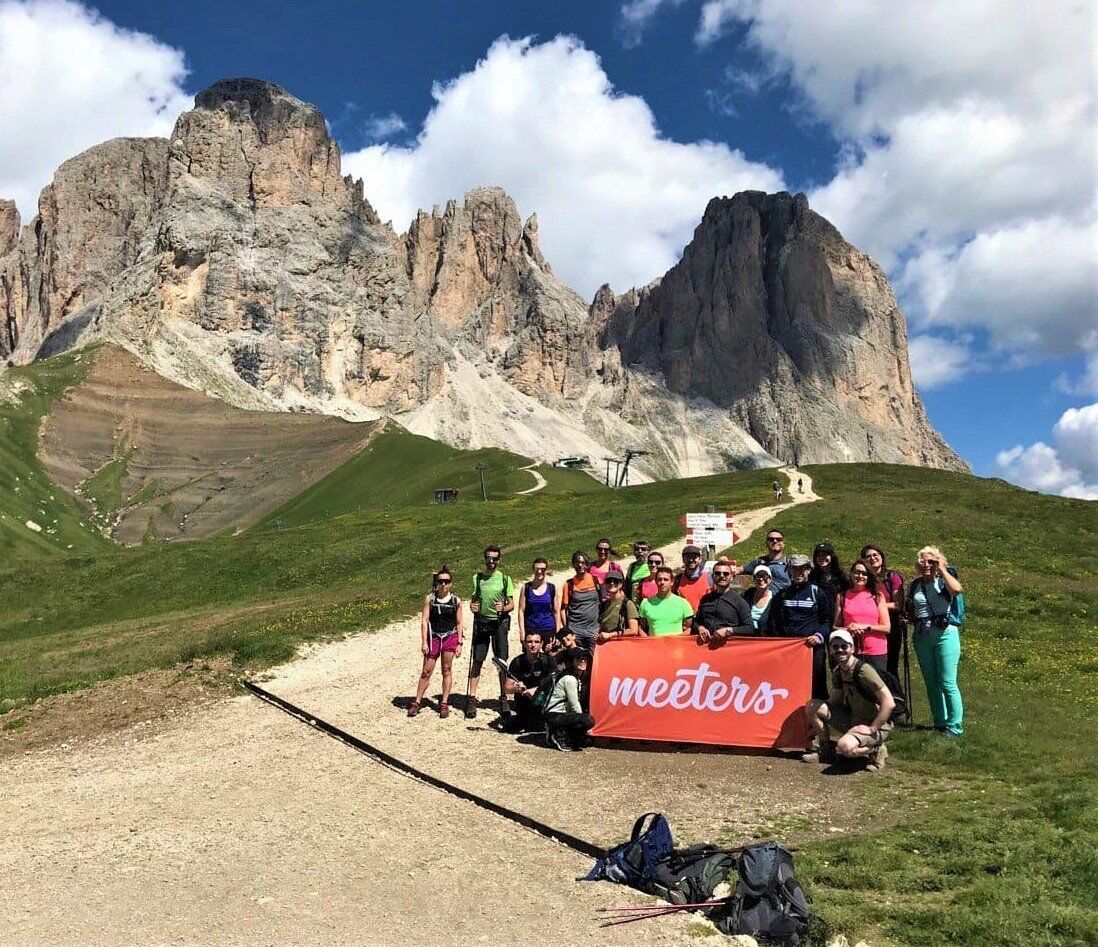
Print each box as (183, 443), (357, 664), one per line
(830, 629), (855, 647)
(752, 564), (772, 577)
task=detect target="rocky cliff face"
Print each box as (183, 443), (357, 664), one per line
(0, 78), (965, 478)
(604, 192), (958, 467)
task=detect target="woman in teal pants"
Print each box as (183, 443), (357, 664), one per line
(907, 546), (964, 736)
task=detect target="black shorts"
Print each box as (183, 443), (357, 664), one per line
(472, 615), (510, 664)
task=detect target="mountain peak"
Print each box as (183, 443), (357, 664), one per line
(192, 78), (325, 138)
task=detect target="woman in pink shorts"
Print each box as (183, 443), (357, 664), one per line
(409, 567), (463, 718)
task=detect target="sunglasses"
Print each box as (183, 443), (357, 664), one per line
(485, 556), (500, 563)
(597, 546), (611, 553)
(647, 559), (663, 566)
(851, 570), (869, 577)
(713, 570), (732, 578)
(766, 537), (784, 544)
(829, 642), (852, 651)
(436, 578), (452, 584)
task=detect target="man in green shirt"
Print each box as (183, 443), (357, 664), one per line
(624, 539), (651, 600)
(465, 544), (515, 720)
(638, 567), (694, 636)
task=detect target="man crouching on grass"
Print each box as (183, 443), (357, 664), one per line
(802, 629), (894, 772)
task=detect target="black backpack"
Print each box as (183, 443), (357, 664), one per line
(849, 659), (908, 724)
(710, 841), (812, 944)
(649, 844), (738, 905)
(530, 668), (560, 725)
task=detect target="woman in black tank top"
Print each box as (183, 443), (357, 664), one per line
(409, 567), (464, 719)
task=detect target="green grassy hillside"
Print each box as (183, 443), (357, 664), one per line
(762, 464), (1097, 946)
(0, 423), (778, 708)
(256, 424), (602, 529)
(0, 352), (109, 559)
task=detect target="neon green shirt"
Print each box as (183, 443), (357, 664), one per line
(472, 571), (514, 620)
(639, 593), (694, 636)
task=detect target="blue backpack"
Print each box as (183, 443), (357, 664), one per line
(582, 813), (674, 888)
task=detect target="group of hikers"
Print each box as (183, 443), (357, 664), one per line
(409, 528), (965, 770)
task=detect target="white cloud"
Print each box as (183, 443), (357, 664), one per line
(618, 0), (688, 48)
(684, 0), (1098, 378)
(907, 334), (971, 390)
(344, 35), (783, 297)
(0, 0), (190, 221)
(996, 403), (1098, 500)
(361, 112), (406, 142)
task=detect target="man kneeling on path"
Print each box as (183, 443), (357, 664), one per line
(502, 630), (554, 733)
(803, 629), (894, 772)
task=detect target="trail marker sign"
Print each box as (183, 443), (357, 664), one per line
(680, 512), (738, 548)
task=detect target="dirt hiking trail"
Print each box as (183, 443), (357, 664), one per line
(1, 468), (856, 947)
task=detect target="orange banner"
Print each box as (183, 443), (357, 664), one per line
(590, 636), (812, 750)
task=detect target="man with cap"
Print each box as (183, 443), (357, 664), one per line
(766, 553), (834, 697)
(803, 628), (895, 771)
(743, 530), (791, 591)
(693, 560), (754, 643)
(596, 565), (642, 642)
(673, 544), (713, 612)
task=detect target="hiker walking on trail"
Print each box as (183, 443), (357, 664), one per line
(743, 530), (791, 591)
(409, 567), (463, 719)
(905, 546), (964, 737)
(860, 544), (907, 679)
(743, 565), (776, 630)
(517, 558), (557, 645)
(559, 551), (602, 651)
(595, 566), (641, 642)
(766, 553), (833, 698)
(638, 567), (694, 636)
(694, 562), (753, 643)
(545, 648), (595, 750)
(803, 629), (895, 772)
(465, 545), (515, 720)
(798, 476), (804, 494)
(623, 540), (651, 600)
(673, 544), (713, 612)
(835, 560), (891, 675)
(773, 479), (783, 501)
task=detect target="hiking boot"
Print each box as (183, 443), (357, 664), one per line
(407, 700), (422, 718)
(801, 740), (836, 764)
(438, 702), (450, 719)
(939, 729), (960, 739)
(464, 696), (478, 719)
(546, 729), (565, 751)
(865, 744), (888, 772)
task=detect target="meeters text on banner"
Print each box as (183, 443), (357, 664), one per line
(589, 636), (812, 749)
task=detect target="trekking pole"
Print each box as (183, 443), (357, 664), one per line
(597, 900), (724, 913)
(902, 625), (914, 726)
(599, 903), (721, 928)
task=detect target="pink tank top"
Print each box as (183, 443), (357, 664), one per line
(840, 589), (887, 655)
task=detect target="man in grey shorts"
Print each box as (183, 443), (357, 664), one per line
(802, 629), (896, 772)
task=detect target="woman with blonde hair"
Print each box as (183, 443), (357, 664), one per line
(905, 546), (965, 736)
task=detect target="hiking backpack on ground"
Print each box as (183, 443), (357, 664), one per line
(710, 841), (812, 944)
(648, 844), (738, 905)
(581, 813), (674, 889)
(850, 659), (908, 724)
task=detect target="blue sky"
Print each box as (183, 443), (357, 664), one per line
(1, 0), (1094, 494)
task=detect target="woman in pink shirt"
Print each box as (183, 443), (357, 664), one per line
(834, 559), (890, 674)
(589, 538), (615, 583)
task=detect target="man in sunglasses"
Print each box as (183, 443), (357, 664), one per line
(693, 560), (753, 644)
(803, 629), (895, 772)
(743, 530), (791, 591)
(624, 539), (652, 600)
(465, 544), (515, 720)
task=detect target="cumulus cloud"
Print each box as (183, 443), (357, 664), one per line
(344, 35), (783, 297)
(0, 0), (190, 221)
(360, 112), (407, 142)
(907, 334), (971, 390)
(618, 0), (687, 48)
(683, 0), (1097, 376)
(996, 403), (1098, 500)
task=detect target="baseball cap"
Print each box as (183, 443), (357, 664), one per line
(830, 629), (855, 647)
(604, 564), (625, 583)
(752, 564), (773, 577)
(787, 553), (811, 568)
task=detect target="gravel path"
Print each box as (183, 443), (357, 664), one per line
(1, 469), (846, 946)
